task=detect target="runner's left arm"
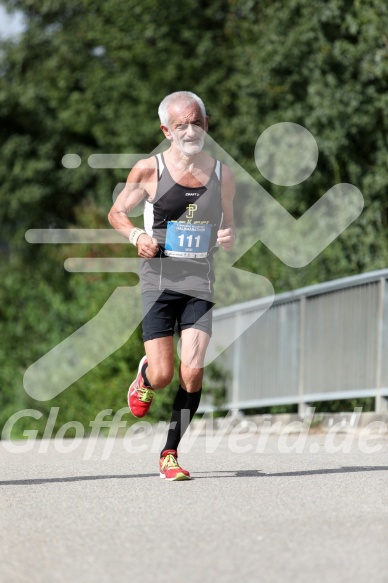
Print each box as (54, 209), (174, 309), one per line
(217, 165), (236, 251)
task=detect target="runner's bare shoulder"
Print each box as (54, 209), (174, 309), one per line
(127, 157), (158, 200)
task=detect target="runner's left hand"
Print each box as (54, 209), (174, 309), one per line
(217, 228), (235, 250)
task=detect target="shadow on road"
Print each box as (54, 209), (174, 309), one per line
(0, 473), (156, 486)
(1, 465), (387, 486)
(193, 466), (388, 478)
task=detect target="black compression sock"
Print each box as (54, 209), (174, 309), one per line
(161, 386), (202, 456)
(141, 362), (152, 388)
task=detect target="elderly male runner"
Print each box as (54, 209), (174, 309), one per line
(108, 91), (235, 480)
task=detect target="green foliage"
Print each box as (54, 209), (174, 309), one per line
(1, 0), (387, 436)
(225, 0), (388, 290)
(310, 397), (375, 414)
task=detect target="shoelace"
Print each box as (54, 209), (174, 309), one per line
(137, 387), (155, 403)
(162, 454), (180, 470)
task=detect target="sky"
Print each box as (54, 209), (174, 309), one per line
(0, 4), (25, 39)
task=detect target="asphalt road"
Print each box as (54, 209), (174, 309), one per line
(1, 428), (387, 583)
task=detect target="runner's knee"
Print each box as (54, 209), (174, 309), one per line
(147, 364), (174, 389)
(179, 365), (203, 392)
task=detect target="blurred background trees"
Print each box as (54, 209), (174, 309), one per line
(1, 0), (387, 435)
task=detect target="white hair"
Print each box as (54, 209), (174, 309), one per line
(158, 91), (206, 127)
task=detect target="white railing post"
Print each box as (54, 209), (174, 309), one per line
(231, 311), (243, 410)
(375, 278), (387, 412)
(298, 296), (307, 416)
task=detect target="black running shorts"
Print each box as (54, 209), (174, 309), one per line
(141, 290), (214, 342)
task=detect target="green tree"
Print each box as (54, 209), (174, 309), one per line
(221, 0), (388, 290)
(0, 0), (239, 432)
(1, 0), (387, 434)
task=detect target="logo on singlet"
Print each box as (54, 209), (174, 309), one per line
(185, 192), (200, 196)
(186, 204), (198, 219)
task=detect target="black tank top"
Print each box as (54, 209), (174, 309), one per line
(140, 152), (223, 295)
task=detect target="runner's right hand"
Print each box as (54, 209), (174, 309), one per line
(137, 234), (159, 258)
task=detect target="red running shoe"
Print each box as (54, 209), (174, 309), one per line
(159, 450), (191, 481)
(128, 356), (155, 418)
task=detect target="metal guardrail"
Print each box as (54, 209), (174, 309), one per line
(204, 269), (388, 413)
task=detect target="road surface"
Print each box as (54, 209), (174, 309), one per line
(1, 428), (387, 583)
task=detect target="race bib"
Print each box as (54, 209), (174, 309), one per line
(164, 222), (212, 258)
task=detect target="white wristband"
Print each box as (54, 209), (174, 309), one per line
(129, 228), (146, 246)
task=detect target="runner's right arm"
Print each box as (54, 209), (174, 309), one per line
(108, 159), (159, 258)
